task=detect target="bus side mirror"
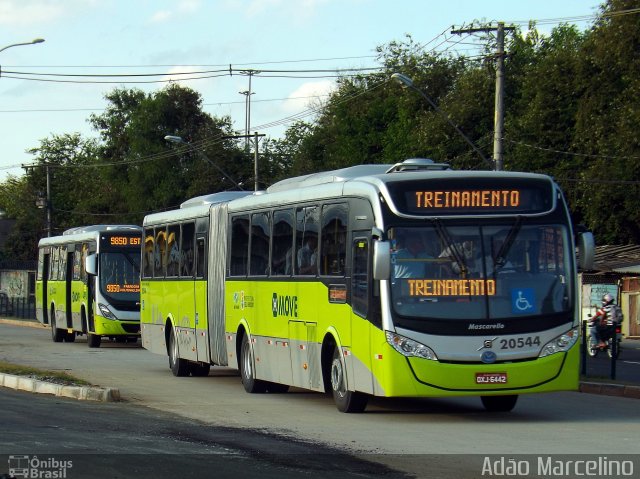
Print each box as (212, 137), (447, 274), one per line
(373, 241), (390, 280)
(85, 254), (97, 276)
(577, 231), (595, 271)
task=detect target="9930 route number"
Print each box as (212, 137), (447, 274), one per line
(500, 336), (540, 350)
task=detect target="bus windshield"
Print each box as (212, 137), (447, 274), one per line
(99, 251), (141, 304)
(389, 222), (572, 321)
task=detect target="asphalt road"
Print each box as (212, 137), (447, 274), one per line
(581, 335), (640, 382)
(0, 387), (413, 479)
(1, 321), (640, 478)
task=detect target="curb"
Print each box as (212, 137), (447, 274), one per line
(0, 373), (121, 402)
(579, 381), (640, 399)
(0, 318), (46, 329)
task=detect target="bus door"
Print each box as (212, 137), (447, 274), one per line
(41, 250), (50, 325)
(350, 234), (375, 394)
(65, 248), (74, 329)
(194, 234), (209, 362)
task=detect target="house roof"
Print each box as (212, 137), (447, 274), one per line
(592, 245), (640, 274)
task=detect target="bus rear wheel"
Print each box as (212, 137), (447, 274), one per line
(330, 347), (367, 413)
(50, 312), (64, 343)
(481, 395), (518, 412)
(168, 327), (189, 377)
(240, 334), (267, 393)
(189, 362), (211, 377)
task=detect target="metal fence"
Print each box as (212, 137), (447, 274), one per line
(0, 295), (36, 320)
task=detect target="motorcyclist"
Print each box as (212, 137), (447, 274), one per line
(589, 293), (618, 349)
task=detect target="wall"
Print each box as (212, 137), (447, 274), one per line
(0, 270), (30, 298)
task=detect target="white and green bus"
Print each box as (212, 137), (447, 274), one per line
(36, 225), (142, 348)
(141, 159), (594, 412)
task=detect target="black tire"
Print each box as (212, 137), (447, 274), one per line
(64, 331), (76, 342)
(587, 336), (598, 358)
(607, 340), (621, 359)
(50, 311), (64, 343)
(481, 395), (518, 412)
(190, 362), (211, 377)
(168, 327), (190, 377)
(265, 382), (290, 393)
(87, 333), (101, 348)
(239, 334), (267, 393)
(330, 347), (367, 413)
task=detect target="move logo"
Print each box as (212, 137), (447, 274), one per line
(272, 293), (298, 318)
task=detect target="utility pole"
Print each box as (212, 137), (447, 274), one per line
(45, 164), (51, 237)
(220, 133), (266, 191)
(254, 131), (260, 192)
(451, 22), (514, 171)
(23, 163), (52, 237)
(239, 70), (259, 151)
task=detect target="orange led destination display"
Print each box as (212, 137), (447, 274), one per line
(109, 236), (141, 247)
(106, 283), (140, 293)
(388, 177), (553, 215)
(414, 190), (520, 210)
(407, 279), (496, 297)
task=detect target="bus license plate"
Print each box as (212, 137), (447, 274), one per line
(476, 372), (508, 384)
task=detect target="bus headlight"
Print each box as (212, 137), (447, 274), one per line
(98, 303), (118, 320)
(386, 331), (438, 360)
(538, 327), (579, 358)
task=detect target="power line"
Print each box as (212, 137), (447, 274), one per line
(505, 138), (640, 160)
(0, 94), (333, 114)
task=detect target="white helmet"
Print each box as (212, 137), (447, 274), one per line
(602, 293), (615, 306)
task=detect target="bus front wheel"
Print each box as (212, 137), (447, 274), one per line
(168, 327), (189, 377)
(240, 334), (267, 393)
(87, 333), (101, 348)
(330, 347), (367, 413)
(481, 395), (518, 412)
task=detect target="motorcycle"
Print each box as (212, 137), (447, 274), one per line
(587, 318), (622, 359)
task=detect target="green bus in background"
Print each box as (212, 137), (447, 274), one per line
(36, 225), (142, 348)
(141, 159), (595, 413)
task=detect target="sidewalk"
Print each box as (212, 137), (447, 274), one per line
(1, 316), (639, 400)
(0, 317), (121, 402)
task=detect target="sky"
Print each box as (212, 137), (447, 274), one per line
(0, 0), (602, 181)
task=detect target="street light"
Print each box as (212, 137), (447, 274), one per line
(0, 38), (45, 54)
(164, 135), (243, 190)
(391, 73), (494, 170)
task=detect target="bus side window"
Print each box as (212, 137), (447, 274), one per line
(321, 203), (347, 276)
(181, 222), (195, 277)
(166, 225), (180, 277)
(195, 237), (206, 278)
(230, 216), (249, 276)
(154, 228), (166, 279)
(295, 206), (319, 276)
(352, 238), (369, 318)
(271, 209), (294, 276)
(143, 229), (154, 278)
(250, 212), (270, 276)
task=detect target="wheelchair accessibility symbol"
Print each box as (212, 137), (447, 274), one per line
(511, 288), (537, 314)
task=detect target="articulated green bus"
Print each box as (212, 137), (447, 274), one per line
(36, 225), (142, 347)
(141, 159), (594, 412)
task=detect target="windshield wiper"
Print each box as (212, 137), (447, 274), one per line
(493, 216), (523, 273)
(433, 219), (469, 277)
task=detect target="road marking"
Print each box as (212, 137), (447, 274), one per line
(621, 360), (640, 365)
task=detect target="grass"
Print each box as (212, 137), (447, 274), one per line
(0, 360), (91, 386)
